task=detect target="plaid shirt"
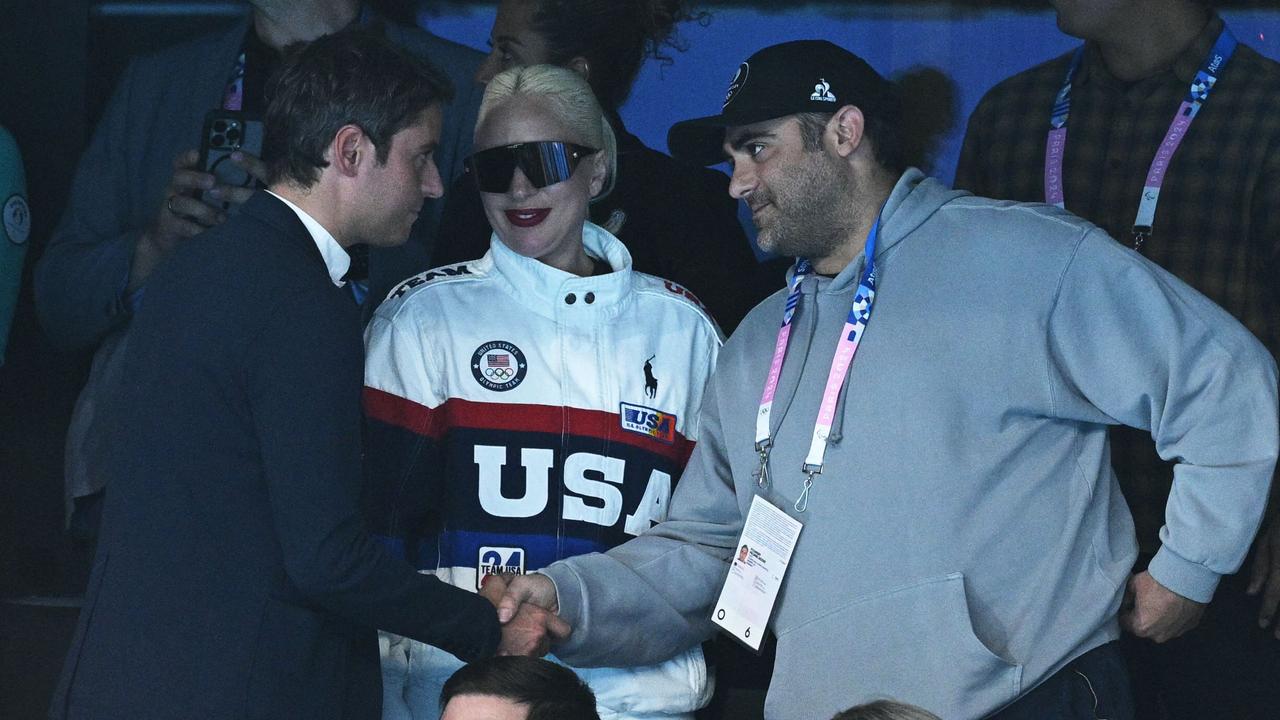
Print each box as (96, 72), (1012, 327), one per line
(956, 14), (1280, 553)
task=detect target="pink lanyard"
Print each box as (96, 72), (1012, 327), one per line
(755, 219), (880, 512)
(1044, 27), (1237, 249)
(222, 51), (246, 111)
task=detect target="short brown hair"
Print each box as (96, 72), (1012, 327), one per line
(263, 27), (453, 188)
(440, 656), (599, 720)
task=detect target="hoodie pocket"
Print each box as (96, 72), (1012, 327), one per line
(768, 572), (1021, 720)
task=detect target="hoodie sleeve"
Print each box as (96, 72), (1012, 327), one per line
(543, 366), (743, 667)
(1046, 227), (1279, 603)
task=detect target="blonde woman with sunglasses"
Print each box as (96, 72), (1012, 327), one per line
(363, 65), (722, 720)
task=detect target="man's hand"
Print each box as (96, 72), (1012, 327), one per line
(496, 573), (558, 623)
(478, 573), (508, 610)
(1247, 520), (1280, 637)
(209, 151), (270, 206)
(480, 573), (571, 656)
(132, 149), (270, 289)
(497, 601), (572, 657)
(1120, 570), (1206, 643)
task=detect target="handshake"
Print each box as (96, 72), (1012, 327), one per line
(478, 573), (571, 657)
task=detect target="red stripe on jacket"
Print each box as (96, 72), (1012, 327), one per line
(362, 387), (694, 466)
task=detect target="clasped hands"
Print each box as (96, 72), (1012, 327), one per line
(478, 573), (571, 657)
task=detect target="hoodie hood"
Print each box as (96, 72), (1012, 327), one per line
(785, 168), (970, 293)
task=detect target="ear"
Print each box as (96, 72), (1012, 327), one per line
(330, 124), (369, 178)
(829, 105), (867, 159)
(567, 56), (590, 81)
(587, 152), (608, 198)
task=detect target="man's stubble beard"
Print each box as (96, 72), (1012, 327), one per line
(757, 150), (858, 266)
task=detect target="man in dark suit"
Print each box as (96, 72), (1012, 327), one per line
(50, 30), (566, 720)
(40, 0), (487, 547)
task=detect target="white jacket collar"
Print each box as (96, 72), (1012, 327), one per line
(486, 222), (635, 323)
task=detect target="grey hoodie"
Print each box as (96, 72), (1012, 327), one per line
(542, 170), (1278, 719)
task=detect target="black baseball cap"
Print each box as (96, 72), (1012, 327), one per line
(667, 40), (897, 166)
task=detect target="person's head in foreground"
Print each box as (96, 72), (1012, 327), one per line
(467, 63), (616, 276)
(831, 698), (943, 720)
(440, 656), (600, 720)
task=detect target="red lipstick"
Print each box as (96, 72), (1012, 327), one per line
(506, 208), (550, 228)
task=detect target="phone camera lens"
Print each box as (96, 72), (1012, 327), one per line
(211, 135), (225, 148)
(226, 128), (241, 143)
(213, 121), (227, 133)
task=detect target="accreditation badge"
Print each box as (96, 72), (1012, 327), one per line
(711, 494), (802, 652)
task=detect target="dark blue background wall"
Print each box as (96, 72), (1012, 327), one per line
(421, 4), (1280, 185)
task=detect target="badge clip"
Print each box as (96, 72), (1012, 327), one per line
(754, 440), (772, 488)
(795, 464), (822, 512)
(1131, 225), (1152, 251)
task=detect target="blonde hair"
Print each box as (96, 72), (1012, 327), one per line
(477, 64), (617, 199)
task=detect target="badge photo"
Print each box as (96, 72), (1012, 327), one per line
(471, 340), (528, 392)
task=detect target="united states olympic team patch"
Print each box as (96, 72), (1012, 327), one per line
(471, 340), (527, 392)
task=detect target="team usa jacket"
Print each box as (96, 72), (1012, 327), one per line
(363, 223), (723, 717)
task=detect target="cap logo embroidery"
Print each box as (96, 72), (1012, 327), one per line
(724, 62), (750, 109)
(810, 78), (837, 103)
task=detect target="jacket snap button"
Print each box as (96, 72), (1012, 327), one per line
(565, 293), (577, 304)
(585, 292), (595, 304)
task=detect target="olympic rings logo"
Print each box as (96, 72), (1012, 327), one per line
(471, 342), (526, 392)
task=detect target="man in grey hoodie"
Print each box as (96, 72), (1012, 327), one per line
(493, 40), (1279, 720)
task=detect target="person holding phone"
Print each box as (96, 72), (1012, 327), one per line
(50, 30), (566, 720)
(363, 64), (721, 720)
(35, 0), (486, 545)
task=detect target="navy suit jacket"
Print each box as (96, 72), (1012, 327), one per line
(36, 7), (484, 546)
(50, 192), (500, 720)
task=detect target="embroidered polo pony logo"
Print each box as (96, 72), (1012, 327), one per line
(643, 355), (658, 398)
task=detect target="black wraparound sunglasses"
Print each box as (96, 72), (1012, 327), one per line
(464, 141), (599, 193)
